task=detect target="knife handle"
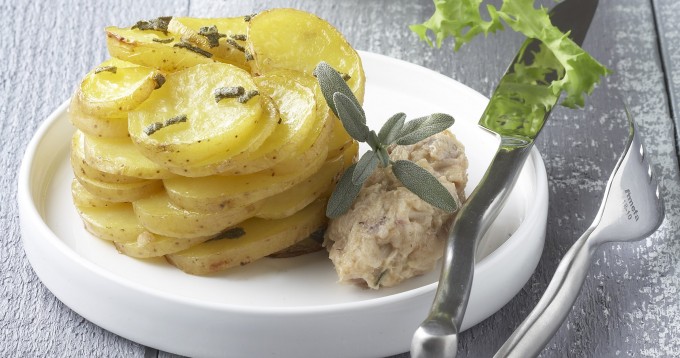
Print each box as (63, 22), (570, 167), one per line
(493, 228), (596, 358)
(412, 140), (533, 358)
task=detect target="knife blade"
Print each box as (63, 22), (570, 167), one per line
(411, 1), (599, 357)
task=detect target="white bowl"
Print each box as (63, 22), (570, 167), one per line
(18, 52), (548, 358)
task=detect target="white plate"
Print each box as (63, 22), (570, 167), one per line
(19, 51), (548, 358)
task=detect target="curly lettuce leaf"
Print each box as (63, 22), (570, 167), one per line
(479, 42), (562, 137)
(410, 0), (503, 50)
(411, 0), (609, 108)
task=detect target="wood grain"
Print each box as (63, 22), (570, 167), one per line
(654, 0), (680, 152)
(2, 0), (680, 357)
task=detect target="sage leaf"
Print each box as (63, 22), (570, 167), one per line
(391, 160), (458, 212)
(378, 112), (406, 145)
(326, 163), (363, 218)
(333, 92), (369, 142)
(396, 113), (455, 145)
(314, 62), (364, 120)
(352, 150), (379, 185)
(366, 130), (380, 150)
(376, 146), (390, 167)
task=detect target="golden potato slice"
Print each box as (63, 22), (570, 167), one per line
(247, 8), (365, 102)
(106, 26), (219, 72)
(215, 71), (322, 175)
(163, 119), (331, 212)
(114, 231), (211, 258)
(161, 94), (279, 177)
(74, 164), (162, 203)
(166, 200), (327, 275)
(76, 202), (143, 242)
(128, 63), (265, 169)
(167, 17), (249, 68)
(76, 57), (164, 119)
(132, 191), (261, 238)
(339, 140), (360, 168)
(69, 97), (129, 138)
(71, 179), (120, 208)
(256, 151), (345, 219)
(71, 131), (146, 184)
(82, 133), (175, 180)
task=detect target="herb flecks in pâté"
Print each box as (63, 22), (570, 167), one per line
(314, 62), (458, 219)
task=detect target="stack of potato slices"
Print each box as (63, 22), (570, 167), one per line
(69, 9), (363, 274)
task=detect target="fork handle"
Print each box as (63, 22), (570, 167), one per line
(494, 227), (598, 358)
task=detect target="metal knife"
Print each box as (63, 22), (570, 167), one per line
(411, 0), (599, 357)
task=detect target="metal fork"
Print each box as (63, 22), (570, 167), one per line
(494, 108), (665, 358)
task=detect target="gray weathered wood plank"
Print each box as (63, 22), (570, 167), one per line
(653, 0), (680, 153)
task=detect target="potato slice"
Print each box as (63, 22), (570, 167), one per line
(163, 118), (331, 212)
(71, 131), (145, 184)
(128, 63), (265, 169)
(74, 163), (162, 203)
(247, 8), (365, 102)
(256, 151), (345, 219)
(69, 96), (129, 138)
(106, 26), (218, 72)
(82, 133), (175, 180)
(339, 140), (360, 168)
(76, 202), (144, 242)
(161, 94), (279, 177)
(76, 58), (164, 118)
(71, 179), (120, 208)
(166, 200), (327, 275)
(114, 231), (211, 258)
(167, 17), (249, 68)
(132, 191), (261, 238)
(215, 71), (322, 175)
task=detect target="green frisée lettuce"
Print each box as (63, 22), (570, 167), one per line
(411, 0), (609, 108)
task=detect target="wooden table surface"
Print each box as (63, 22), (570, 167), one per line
(2, 0), (679, 357)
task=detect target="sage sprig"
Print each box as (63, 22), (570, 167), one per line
(314, 62), (458, 218)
